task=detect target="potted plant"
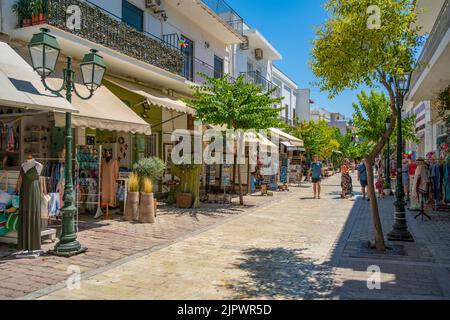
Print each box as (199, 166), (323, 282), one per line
(133, 157), (165, 214)
(12, 0), (33, 27)
(31, 0), (46, 26)
(139, 178), (156, 224)
(124, 173), (140, 221)
(383, 181), (392, 197)
(172, 159), (200, 209)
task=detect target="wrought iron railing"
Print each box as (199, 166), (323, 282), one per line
(33, 0), (184, 76)
(241, 71), (279, 94)
(201, 0), (244, 35)
(410, 0), (450, 92)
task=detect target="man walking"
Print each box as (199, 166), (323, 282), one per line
(357, 159), (369, 200)
(309, 155), (324, 199)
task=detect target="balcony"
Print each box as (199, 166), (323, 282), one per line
(38, 0), (184, 76)
(409, 0), (450, 101)
(241, 71), (279, 94)
(201, 0), (244, 36)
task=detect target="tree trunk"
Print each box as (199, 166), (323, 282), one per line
(365, 157), (386, 252)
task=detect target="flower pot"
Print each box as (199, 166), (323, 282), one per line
(176, 192), (193, 209)
(384, 189), (391, 196)
(31, 15), (38, 25)
(124, 192), (139, 221)
(22, 18), (32, 27)
(38, 13), (46, 25)
(139, 193), (155, 224)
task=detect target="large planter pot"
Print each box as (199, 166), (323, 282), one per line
(176, 192), (193, 209)
(22, 19), (32, 27)
(124, 192), (139, 221)
(139, 193), (156, 224)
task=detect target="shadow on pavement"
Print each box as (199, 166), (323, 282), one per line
(224, 247), (333, 299)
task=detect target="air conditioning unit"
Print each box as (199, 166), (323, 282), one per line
(255, 48), (263, 60)
(240, 36), (249, 50)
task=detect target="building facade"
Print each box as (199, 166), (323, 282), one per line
(405, 0), (450, 159)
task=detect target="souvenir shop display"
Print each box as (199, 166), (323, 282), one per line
(41, 160), (65, 217)
(76, 145), (102, 218)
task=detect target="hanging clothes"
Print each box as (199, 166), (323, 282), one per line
(430, 162), (441, 201)
(101, 159), (119, 207)
(18, 159), (43, 252)
(445, 155), (450, 204)
(5, 123), (14, 152)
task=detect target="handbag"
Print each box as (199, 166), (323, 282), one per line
(40, 177), (51, 219)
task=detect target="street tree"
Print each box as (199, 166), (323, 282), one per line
(311, 0), (423, 251)
(186, 74), (283, 205)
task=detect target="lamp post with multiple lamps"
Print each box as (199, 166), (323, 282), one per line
(385, 117), (392, 194)
(387, 71), (414, 242)
(28, 28), (106, 256)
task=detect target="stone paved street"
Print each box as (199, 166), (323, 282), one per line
(0, 192), (294, 300)
(26, 174), (450, 300)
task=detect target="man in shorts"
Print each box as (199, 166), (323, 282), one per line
(357, 159), (369, 200)
(309, 155), (324, 199)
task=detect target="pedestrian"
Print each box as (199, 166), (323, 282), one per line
(341, 159), (352, 199)
(308, 155), (324, 199)
(356, 159), (369, 200)
(376, 173), (385, 199)
(402, 158), (410, 201)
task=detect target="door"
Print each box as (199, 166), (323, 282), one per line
(181, 36), (194, 81)
(122, 0), (143, 32)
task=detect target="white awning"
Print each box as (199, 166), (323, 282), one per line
(0, 43), (77, 113)
(51, 79), (151, 135)
(104, 76), (195, 115)
(270, 128), (304, 147)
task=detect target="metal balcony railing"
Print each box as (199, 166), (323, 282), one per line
(28, 0), (184, 76)
(410, 0), (450, 92)
(201, 0), (244, 35)
(241, 71), (279, 94)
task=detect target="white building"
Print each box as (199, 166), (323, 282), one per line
(311, 107), (331, 123)
(272, 66), (299, 126)
(405, 0), (450, 158)
(296, 89), (312, 123)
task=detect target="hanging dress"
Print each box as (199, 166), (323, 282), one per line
(101, 159), (119, 207)
(18, 161), (43, 251)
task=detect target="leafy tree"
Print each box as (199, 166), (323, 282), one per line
(291, 120), (340, 160)
(311, 0), (423, 251)
(186, 74), (283, 205)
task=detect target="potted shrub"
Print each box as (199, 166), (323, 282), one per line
(12, 0), (33, 27)
(383, 181), (392, 197)
(173, 160), (199, 209)
(133, 157), (165, 214)
(31, 0), (46, 26)
(139, 178), (156, 224)
(124, 173), (140, 221)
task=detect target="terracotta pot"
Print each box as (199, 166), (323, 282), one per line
(176, 192), (193, 209)
(38, 13), (47, 24)
(32, 15), (38, 25)
(124, 192), (139, 221)
(22, 19), (32, 27)
(139, 193), (155, 224)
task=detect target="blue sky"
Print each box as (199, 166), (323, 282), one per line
(226, 0), (368, 119)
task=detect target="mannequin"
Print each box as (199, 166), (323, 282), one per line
(16, 153), (43, 257)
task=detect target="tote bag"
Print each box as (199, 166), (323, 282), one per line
(40, 177), (51, 219)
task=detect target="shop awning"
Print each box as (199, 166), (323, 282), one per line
(269, 128), (304, 147)
(0, 43), (77, 113)
(50, 79), (151, 135)
(104, 76), (195, 115)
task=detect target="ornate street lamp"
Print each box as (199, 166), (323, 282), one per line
(387, 71), (414, 242)
(385, 117), (392, 192)
(28, 28), (106, 256)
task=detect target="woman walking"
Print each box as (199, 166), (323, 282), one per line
(341, 159), (352, 199)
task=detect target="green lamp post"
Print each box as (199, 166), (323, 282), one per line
(28, 28), (106, 256)
(385, 117), (392, 193)
(387, 71), (414, 242)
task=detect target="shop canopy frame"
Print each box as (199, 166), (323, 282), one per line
(269, 128), (304, 147)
